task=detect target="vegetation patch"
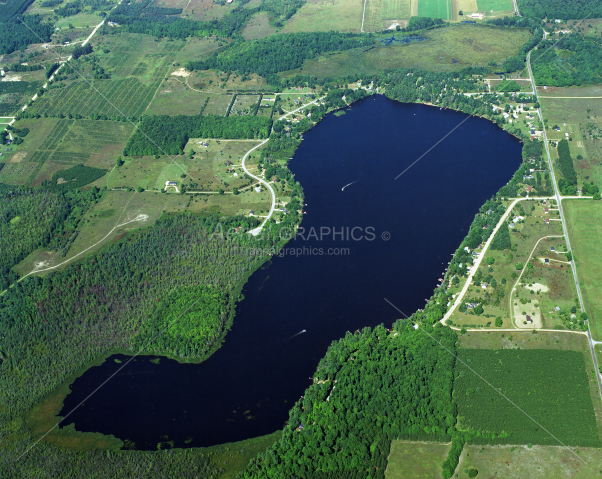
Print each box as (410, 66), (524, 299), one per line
(44, 164), (106, 191)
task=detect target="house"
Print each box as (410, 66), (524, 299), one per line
(544, 207), (549, 214)
(545, 258), (550, 264)
(550, 246), (555, 251)
(249, 210), (255, 215)
(544, 217), (550, 224)
(526, 315), (533, 323)
(526, 185), (533, 193)
(481, 283), (488, 289)
(255, 186), (261, 193)
(555, 306), (560, 311)
(165, 180), (177, 186)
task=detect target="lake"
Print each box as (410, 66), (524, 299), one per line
(60, 95), (522, 449)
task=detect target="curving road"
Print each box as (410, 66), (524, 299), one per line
(240, 139), (273, 235)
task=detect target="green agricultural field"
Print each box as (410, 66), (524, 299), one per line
(458, 445), (602, 479)
(229, 94), (261, 116)
(418, 0), (450, 19)
(284, 25), (532, 78)
(386, 441), (450, 479)
(454, 348), (600, 447)
(564, 199), (602, 340)
(280, 0), (364, 34)
(477, 0), (514, 12)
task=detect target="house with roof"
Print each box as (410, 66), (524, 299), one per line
(544, 217), (550, 224)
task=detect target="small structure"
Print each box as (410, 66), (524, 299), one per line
(550, 246), (555, 251)
(555, 306), (560, 311)
(544, 217), (550, 224)
(545, 258), (550, 264)
(526, 315), (533, 324)
(249, 210), (255, 215)
(526, 185), (534, 193)
(544, 207), (549, 214)
(166, 181), (177, 186)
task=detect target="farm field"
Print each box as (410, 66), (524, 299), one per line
(418, 0), (450, 19)
(362, 0), (411, 32)
(284, 25), (532, 78)
(458, 329), (589, 351)
(457, 445), (602, 479)
(203, 95), (235, 116)
(454, 348), (600, 447)
(564, 199), (602, 340)
(477, 0), (514, 12)
(187, 70), (269, 93)
(385, 441), (450, 479)
(280, 0), (364, 34)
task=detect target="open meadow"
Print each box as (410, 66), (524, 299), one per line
(280, 0), (364, 34)
(283, 25), (532, 78)
(564, 199), (602, 340)
(385, 441), (450, 479)
(458, 445), (602, 479)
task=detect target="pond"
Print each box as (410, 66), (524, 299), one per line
(60, 95), (522, 449)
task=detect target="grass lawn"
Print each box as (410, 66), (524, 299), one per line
(454, 348), (600, 447)
(563, 199), (602, 340)
(54, 12), (103, 29)
(284, 25), (531, 78)
(459, 329), (589, 351)
(385, 441), (450, 479)
(418, 0), (450, 19)
(458, 444), (602, 479)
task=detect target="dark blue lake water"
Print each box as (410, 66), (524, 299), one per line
(60, 95), (522, 449)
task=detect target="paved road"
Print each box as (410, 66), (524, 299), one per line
(527, 49), (602, 399)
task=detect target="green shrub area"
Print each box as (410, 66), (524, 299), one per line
(44, 164), (107, 191)
(132, 286), (229, 359)
(187, 32), (373, 82)
(556, 139), (577, 195)
(0, 0), (35, 21)
(454, 349), (601, 447)
(123, 115), (272, 156)
(241, 323), (457, 478)
(517, 0), (602, 19)
(497, 80), (521, 92)
(533, 34), (602, 87)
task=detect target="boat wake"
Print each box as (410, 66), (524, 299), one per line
(342, 180), (358, 191)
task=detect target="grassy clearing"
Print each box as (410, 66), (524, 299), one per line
(418, 0), (450, 19)
(284, 25), (531, 78)
(458, 444), (602, 479)
(146, 76), (212, 116)
(54, 12), (103, 29)
(229, 94), (260, 116)
(188, 70), (269, 93)
(564, 199), (602, 340)
(280, 0), (363, 34)
(385, 441), (450, 479)
(242, 11), (278, 40)
(204, 95), (234, 116)
(455, 348), (600, 446)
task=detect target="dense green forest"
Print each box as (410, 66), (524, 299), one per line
(517, 0), (602, 19)
(44, 164), (107, 191)
(533, 34), (602, 86)
(123, 115), (271, 156)
(0, 0), (35, 21)
(454, 349), (600, 446)
(0, 184), (102, 290)
(131, 286), (230, 359)
(241, 323), (457, 478)
(0, 15), (54, 54)
(186, 32), (374, 83)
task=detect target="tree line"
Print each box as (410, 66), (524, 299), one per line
(517, 0), (602, 19)
(556, 139), (577, 195)
(123, 115), (271, 156)
(186, 32), (373, 83)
